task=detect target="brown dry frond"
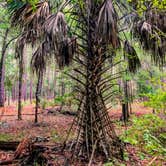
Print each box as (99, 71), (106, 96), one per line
(133, 9), (166, 66)
(97, 0), (119, 48)
(15, 34), (27, 59)
(43, 12), (76, 68)
(31, 41), (50, 74)
(12, 1), (50, 43)
(124, 40), (141, 73)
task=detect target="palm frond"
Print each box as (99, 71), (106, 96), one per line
(97, 0), (119, 48)
(56, 37), (77, 68)
(11, 1), (50, 43)
(132, 9), (166, 66)
(124, 40), (141, 73)
(44, 12), (68, 47)
(43, 12), (76, 68)
(31, 41), (50, 74)
(15, 34), (26, 59)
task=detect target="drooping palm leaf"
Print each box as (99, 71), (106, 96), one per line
(11, 1), (50, 43)
(132, 9), (166, 66)
(15, 33), (26, 59)
(43, 12), (67, 47)
(43, 12), (76, 68)
(124, 40), (141, 73)
(31, 41), (50, 74)
(97, 0), (119, 48)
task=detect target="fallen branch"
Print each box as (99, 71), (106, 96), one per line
(147, 156), (157, 166)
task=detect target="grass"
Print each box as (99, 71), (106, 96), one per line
(0, 133), (13, 141)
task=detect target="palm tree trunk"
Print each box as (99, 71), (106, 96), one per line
(0, 29), (9, 107)
(68, 51), (123, 160)
(35, 71), (43, 123)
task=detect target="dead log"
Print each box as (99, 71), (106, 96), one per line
(0, 141), (19, 151)
(0, 138), (49, 165)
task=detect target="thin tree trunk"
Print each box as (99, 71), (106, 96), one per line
(59, 77), (65, 111)
(0, 29), (9, 107)
(122, 80), (129, 122)
(35, 71), (43, 123)
(8, 91), (10, 106)
(29, 80), (33, 104)
(18, 56), (24, 120)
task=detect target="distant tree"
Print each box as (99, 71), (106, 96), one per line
(0, 6), (18, 107)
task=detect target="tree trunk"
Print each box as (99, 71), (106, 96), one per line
(0, 29), (9, 107)
(29, 80), (33, 104)
(18, 56), (24, 120)
(59, 79), (65, 111)
(35, 71), (43, 123)
(8, 91), (10, 106)
(121, 79), (129, 122)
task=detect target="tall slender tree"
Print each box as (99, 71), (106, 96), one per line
(8, 1), (50, 120)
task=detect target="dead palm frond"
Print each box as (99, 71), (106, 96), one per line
(11, 1), (50, 43)
(15, 33), (26, 59)
(97, 0), (119, 48)
(43, 12), (76, 68)
(132, 8), (166, 66)
(31, 41), (50, 74)
(43, 12), (68, 48)
(124, 40), (141, 73)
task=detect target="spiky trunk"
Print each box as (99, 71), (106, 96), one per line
(68, 50), (123, 161)
(0, 29), (9, 107)
(35, 71), (43, 123)
(64, 1), (124, 161)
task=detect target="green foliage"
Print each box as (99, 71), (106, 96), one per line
(50, 129), (62, 142)
(54, 93), (73, 106)
(0, 133), (13, 141)
(128, 0), (166, 15)
(7, 0), (39, 12)
(135, 63), (165, 98)
(136, 70), (154, 96)
(40, 99), (55, 109)
(144, 90), (166, 114)
(121, 114), (166, 156)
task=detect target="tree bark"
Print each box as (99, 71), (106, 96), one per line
(35, 71), (43, 123)
(121, 80), (129, 122)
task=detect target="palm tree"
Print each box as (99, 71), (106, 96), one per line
(9, 1), (50, 120)
(31, 0), (141, 162)
(9, 0), (165, 164)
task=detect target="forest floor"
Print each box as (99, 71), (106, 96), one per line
(0, 102), (165, 165)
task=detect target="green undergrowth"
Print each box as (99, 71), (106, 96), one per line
(0, 133), (13, 141)
(120, 114), (166, 157)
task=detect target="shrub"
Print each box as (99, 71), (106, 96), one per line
(121, 114), (166, 156)
(144, 90), (166, 114)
